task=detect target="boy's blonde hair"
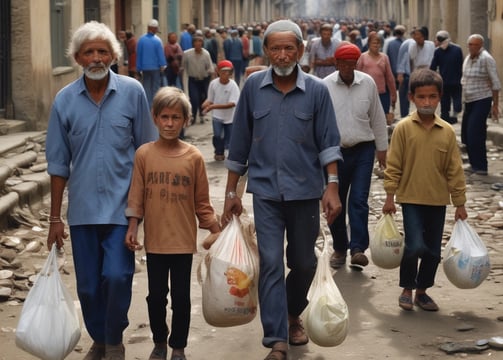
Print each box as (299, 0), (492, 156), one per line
(152, 86), (192, 121)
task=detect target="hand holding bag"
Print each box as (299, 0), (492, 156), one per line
(304, 231), (349, 347)
(16, 245), (81, 360)
(198, 214), (259, 327)
(370, 214), (404, 269)
(443, 219), (491, 289)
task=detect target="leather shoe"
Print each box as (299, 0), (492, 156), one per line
(288, 317), (309, 346)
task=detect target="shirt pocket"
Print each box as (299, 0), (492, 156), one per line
(435, 147), (449, 170)
(252, 109), (271, 142)
(286, 110), (313, 143)
(69, 127), (87, 153)
(110, 118), (133, 150)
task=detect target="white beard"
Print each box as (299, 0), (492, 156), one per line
(273, 63), (296, 77)
(84, 64), (110, 80)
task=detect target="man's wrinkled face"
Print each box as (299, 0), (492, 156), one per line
(264, 32), (303, 77)
(75, 39), (114, 80)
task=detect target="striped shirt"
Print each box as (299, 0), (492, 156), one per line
(461, 49), (501, 103)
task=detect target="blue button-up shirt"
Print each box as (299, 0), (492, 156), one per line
(46, 71), (158, 226)
(225, 66), (342, 201)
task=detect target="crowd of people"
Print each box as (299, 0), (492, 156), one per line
(44, 16), (500, 360)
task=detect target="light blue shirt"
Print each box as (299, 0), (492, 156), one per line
(225, 65), (342, 201)
(46, 71), (158, 226)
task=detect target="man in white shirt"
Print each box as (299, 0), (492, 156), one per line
(323, 43), (388, 270)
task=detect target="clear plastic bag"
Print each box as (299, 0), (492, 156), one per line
(16, 245), (81, 360)
(198, 215), (259, 327)
(304, 231), (349, 347)
(370, 214), (404, 269)
(443, 219), (491, 289)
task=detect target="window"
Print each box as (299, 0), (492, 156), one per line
(50, 0), (71, 67)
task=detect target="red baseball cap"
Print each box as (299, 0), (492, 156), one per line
(218, 60), (234, 71)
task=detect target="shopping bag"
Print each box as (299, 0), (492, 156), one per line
(370, 214), (404, 269)
(304, 231), (349, 347)
(198, 214), (259, 327)
(443, 219), (491, 289)
(16, 245), (81, 360)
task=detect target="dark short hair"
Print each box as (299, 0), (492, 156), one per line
(409, 68), (443, 94)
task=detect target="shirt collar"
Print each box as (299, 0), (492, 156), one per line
(411, 111), (446, 128)
(77, 70), (118, 96)
(335, 69), (364, 87)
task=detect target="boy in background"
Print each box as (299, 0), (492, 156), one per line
(202, 60), (240, 161)
(382, 68), (467, 312)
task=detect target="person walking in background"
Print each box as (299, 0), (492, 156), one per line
(309, 23), (339, 78)
(383, 68), (467, 312)
(164, 32), (184, 88)
(430, 30), (463, 124)
(45, 21), (158, 360)
(203, 27), (218, 66)
(136, 19), (167, 106)
(224, 29), (244, 86)
(461, 34), (501, 176)
(384, 24), (406, 116)
(202, 60), (240, 161)
(222, 20), (343, 360)
(180, 24), (195, 51)
(181, 35), (214, 126)
(125, 31), (138, 79)
(357, 31), (397, 117)
(125, 86), (220, 360)
(324, 43), (388, 270)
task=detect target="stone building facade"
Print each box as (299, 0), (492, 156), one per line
(1, 0), (502, 130)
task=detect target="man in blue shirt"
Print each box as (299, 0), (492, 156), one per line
(136, 19), (167, 106)
(46, 21), (157, 360)
(221, 19), (343, 360)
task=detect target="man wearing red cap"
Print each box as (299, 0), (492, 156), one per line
(202, 60), (240, 161)
(324, 43), (388, 270)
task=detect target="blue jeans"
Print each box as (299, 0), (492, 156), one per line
(253, 197), (319, 348)
(212, 118), (233, 155)
(462, 97), (491, 172)
(142, 70), (161, 107)
(400, 204), (446, 290)
(329, 141), (375, 254)
(70, 225), (134, 345)
(398, 74), (410, 118)
(379, 91), (391, 114)
(146, 253), (193, 349)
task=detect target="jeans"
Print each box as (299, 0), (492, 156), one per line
(379, 91), (391, 114)
(462, 97), (491, 172)
(212, 118), (233, 155)
(70, 225), (134, 345)
(253, 197), (319, 347)
(146, 253), (193, 349)
(440, 84), (462, 123)
(142, 70), (161, 107)
(188, 77), (210, 120)
(399, 204), (446, 289)
(329, 141), (375, 254)
(398, 74), (410, 118)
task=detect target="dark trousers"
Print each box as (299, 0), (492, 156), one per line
(398, 74), (410, 118)
(400, 204), (446, 290)
(462, 97), (491, 172)
(188, 77), (210, 120)
(146, 253), (193, 349)
(440, 84), (462, 123)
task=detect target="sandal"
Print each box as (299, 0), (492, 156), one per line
(398, 293), (413, 311)
(264, 349), (287, 360)
(414, 293), (439, 311)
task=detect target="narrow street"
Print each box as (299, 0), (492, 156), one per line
(1, 118), (503, 359)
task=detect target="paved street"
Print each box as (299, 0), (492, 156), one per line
(1, 116), (503, 359)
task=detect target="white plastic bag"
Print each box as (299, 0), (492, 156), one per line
(16, 245), (81, 360)
(370, 214), (404, 269)
(198, 215), (259, 327)
(443, 219), (491, 289)
(304, 232), (349, 347)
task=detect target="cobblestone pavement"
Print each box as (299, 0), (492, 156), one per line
(0, 117), (502, 360)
